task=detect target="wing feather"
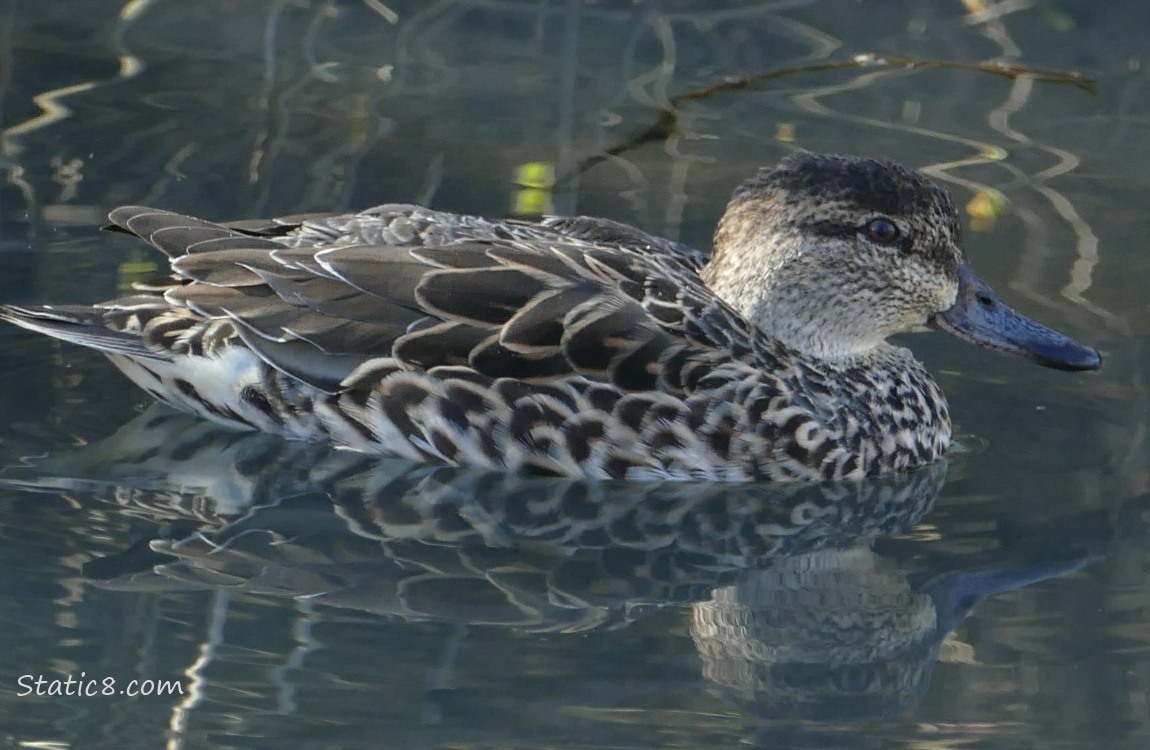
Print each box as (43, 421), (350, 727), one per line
(18, 205), (753, 399)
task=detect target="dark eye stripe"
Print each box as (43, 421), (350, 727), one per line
(797, 219), (857, 240)
(799, 219), (913, 253)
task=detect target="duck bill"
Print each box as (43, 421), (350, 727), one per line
(931, 263), (1101, 372)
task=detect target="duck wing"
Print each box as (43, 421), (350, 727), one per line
(8, 206), (754, 398)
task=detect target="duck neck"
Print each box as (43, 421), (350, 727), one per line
(702, 252), (885, 364)
(702, 199), (890, 363)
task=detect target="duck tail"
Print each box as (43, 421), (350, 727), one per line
(0, 304), (165, 360)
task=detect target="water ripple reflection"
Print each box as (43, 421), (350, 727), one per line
(3, 406), (1140, 747)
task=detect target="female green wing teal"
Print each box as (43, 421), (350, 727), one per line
(0, 153), (1100, 481)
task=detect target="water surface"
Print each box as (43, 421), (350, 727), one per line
(1, 1), (1148, 748)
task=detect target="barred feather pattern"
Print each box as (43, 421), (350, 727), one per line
(1, 163), (960, 482)
(34, 406), (944, 632)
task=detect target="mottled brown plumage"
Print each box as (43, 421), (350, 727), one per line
(0, 153), (1099, 481)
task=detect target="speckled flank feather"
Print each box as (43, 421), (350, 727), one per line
(3, 152), (1090, 482)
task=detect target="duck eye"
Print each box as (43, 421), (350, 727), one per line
(863, 218), (901, 245)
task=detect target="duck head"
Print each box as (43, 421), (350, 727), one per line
(702, 152), (1100, 371)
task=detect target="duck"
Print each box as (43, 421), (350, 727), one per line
(0, 152), (1100, 482)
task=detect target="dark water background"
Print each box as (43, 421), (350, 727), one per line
(1, 1), (1149, 748)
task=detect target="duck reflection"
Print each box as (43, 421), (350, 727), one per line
(4, 406), (1093, 726)
(692, 548), (1085, 723)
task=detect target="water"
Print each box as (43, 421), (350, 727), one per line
(1, 1), (1148, 748)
